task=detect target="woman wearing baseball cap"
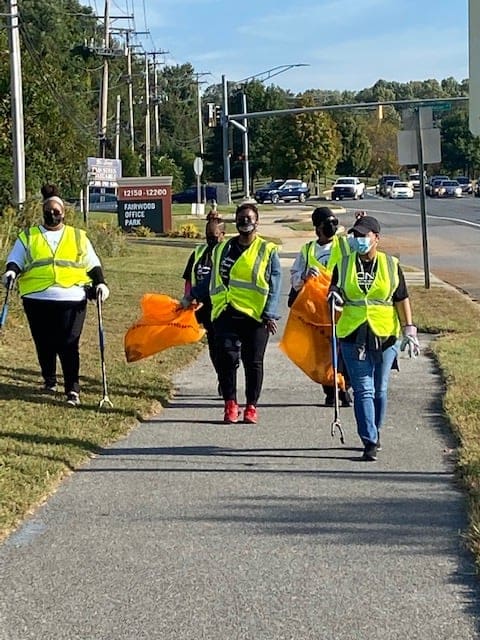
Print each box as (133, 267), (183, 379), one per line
(328, 215), (420, 461)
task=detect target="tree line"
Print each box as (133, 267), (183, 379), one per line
(1, 0), (479, 207)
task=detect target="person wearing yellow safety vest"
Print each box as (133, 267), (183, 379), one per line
(182, 213), (225, 386)
(289, 206), (352, 407)
(328, 215), (420, 461)
(1, 184), (109, 407)
(182, 202), (282, 425)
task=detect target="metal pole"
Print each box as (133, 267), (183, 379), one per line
(98, 0), (110, 158)
(241, 91), (250, 199)
(8, 0), (25, 208)
(154, 61), (160, 150)
(126, 32), (135, 153)
(196, 80), (204, 205)
(144, 54), (151, 177)
(114, 94), (121, 159)
(222, 75), (231, 204)
(416, 107), (430, 289)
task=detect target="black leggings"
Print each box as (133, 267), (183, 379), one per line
(213, 310), (269, 406)
(23, 298), (87, 394)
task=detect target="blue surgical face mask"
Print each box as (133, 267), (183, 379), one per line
(349, 236), (371, 254)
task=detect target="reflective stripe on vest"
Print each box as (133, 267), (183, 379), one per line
(336, 251), (401, 338)
(191, 244), (209, 287)
(18, 225), (90, 296)
(210, 236), (276, 322)
(301, 235), (350, 274)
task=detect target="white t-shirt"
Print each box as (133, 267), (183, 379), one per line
(290, 240), (333, 291)
(7, 226), (102, 301)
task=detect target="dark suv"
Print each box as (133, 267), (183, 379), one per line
(254, 179), (310, 204)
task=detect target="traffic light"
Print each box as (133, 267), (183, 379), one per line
(206, 103), (222, 127)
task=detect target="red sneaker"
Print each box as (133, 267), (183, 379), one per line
(243, 404), (258, 424)
(224, 400), (240, 424)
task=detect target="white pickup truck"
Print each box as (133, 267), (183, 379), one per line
(331, 177), (365, 200)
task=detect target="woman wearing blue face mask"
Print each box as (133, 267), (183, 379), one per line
(328, 215), (420, 461)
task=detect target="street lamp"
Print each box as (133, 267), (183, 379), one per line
(222, 64), (309, 202)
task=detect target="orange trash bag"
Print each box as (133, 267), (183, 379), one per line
(279, 273), (345, 388)
(124, 293), (205, 363)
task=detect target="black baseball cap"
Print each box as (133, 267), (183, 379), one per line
(312, 207), (338, 226)
(348, 215), (381, 235)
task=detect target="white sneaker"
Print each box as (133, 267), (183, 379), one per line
(66, 391), (80, 407)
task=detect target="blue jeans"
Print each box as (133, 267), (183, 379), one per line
(340, 340), (399, 446)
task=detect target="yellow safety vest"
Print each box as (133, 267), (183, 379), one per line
(191, 244), (210, 287)
(336, 251), (401, 338)
(301, 235), (350, 274)
(210, 236), (277, 322)
(18, 225), (91, 296)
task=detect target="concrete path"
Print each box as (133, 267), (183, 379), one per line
(0, 213), (479, 639)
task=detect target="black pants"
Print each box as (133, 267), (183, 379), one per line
(213, 309), (269, 406)
(23, 298), (87, 394)
(196, 306), (218, 376)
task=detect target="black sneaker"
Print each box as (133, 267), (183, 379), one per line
(339, 389), (352, 407)
(362, 444), (378, 461)
(376, 436), (382, 451)
(324, 394), (335, 407)
(66, 391), (81, 407)
(41, 384), (57, 394)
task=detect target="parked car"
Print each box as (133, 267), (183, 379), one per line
(427, 178), (448, 197)
(455, 176), (473, 194)
(437, 180), (462, 198)
(376, 174), (400, 195)
(390, 181), (414, 199)
(172, 185), (218, 204)
(408, 172), (421, 191)
(254, 179), (310, 204)
(331, 177), (365, 200)
(380, 179), (399, 198)
(425, 175), (449, 196)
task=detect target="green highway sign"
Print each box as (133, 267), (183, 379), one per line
(431, 102), (451, 112)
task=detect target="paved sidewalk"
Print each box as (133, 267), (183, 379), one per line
(0, 215), (479, 639)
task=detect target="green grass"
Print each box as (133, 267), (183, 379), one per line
(0, 243), (202, 540)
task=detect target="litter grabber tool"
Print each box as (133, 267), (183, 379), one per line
(96, 293), (113, 409)
(329, 298), (345, 444)
(0, 275), (15, 330)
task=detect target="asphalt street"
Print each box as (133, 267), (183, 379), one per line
(0, 243), (479, 638)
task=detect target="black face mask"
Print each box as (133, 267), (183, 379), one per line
(43, 209), (63, 227)
(206, 236), (219, 248)
(322, 218), (338, 238)
(236, 216), (256, 235)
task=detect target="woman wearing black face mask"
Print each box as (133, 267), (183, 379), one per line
(1, 184), (109, 407)
(210, 202), (282, 424)
(182, 213), (225, 383)
(289, 206), (352, 406)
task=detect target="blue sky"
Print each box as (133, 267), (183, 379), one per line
(107, 0), (468, 93)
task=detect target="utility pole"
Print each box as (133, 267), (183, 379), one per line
(98, 0), (110, 158)
(144, 49), (168, 176)
(221, 75), (232, 204)
(7, 0), (25, 208)
(123, 30), (148, 154)
(144, 53), (151, 177)
(114, 94), (121, 159)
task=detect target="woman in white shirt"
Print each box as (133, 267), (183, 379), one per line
(2, 184), (109, 406)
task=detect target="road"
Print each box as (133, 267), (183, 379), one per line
(336, 193), (480, 302)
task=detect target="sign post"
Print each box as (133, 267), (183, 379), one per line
(193, 157), (204, 216)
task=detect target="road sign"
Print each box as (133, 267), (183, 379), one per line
(431, 102), (451, 112)
(469, 0), (480, 134)
(87, 157), (122, 187)
(193, 157), (203, 176)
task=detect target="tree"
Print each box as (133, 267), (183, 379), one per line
(334, 113), (372, 175)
